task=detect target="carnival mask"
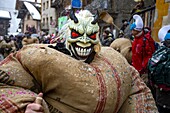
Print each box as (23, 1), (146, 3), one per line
(66, 10), (100, 61)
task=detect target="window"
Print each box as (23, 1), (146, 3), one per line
(43, 2), (45, 10)
(43, 18), (45, 25)
(50, 17), (52, 24)
(26, 24), (28, 30)
(27, 14), (31, 20)
(46, 17), (48, 24)
(46, 1), (49, 9)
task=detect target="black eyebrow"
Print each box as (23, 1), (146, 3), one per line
(71, 29), (84, 36)
(87, 32), (98, 36)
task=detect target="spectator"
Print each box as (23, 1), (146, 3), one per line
(130, 14), (155, 82)
(0, 36), (6, 60)
(3, 35), (17, 58)
(101, 28), (114, 46)
(148, 25), (170, 113)
(131, 0), (145, 15)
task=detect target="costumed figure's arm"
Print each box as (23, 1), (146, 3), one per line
(0, 47), (50, 112)
(22, 38), (28, 46)
(34, 37), (40, 44)
(0, 84), (49, 113)
(25, 93), (44, 113)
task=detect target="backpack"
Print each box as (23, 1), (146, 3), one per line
(148, 46), (170, 91)
(143, 27), (159, 53)
(154, 42), (160, 50)
(143, 37), (160, 52)
(143, 27), (160, 51)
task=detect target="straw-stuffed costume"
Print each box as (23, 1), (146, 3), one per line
(0, 10), (158, 113)
(22, 36), (39, 46)
(110, 38), (132, 64)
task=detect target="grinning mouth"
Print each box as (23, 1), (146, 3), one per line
(70, 43), (93, 59)
(75, 47), (92, 57)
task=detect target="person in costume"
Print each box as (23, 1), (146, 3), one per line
(130, 14), (155, 79)
(148, 25), (170, 113)
(3, 35), (17, 58)
(0, 36), (6, 61)
(22, 33), (39, 46)
(0, 10), (158, 113)
(110, 38), (132, 64)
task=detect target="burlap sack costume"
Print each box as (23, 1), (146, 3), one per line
(110, 38), (132, 64)
(22, 37), (39, 46)
(0, 44), (158, 113)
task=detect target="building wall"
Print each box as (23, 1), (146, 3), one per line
(16, 0), (41, 34)
(24, 14), (38, 33)
(0, 19), (9, 35)
(41, 0), (57, 34)
(0, 0), (20, 34)
(113, 0), (154, 28)
(152, 0), (170, 42)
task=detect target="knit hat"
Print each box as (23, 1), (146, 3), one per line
(158, 25), (170, 42)
(130, 14), (143, 31)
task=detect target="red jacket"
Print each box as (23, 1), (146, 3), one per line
(132, 31), (155, 74)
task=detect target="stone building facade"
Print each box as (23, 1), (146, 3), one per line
(16, 0), (41, 34)
(45, 0), (166, 40)
(41, 0), (57, 34)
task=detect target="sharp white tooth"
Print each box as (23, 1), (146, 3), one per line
(86, 49), (88, 56)
(89, 48), (91, 52)
(87, 49), (89, 53)
(76, 48), (80, 55)
(83, 49), (86, 56)
(85, 49), (88, 56)
(86, 50), (89, 55)
(77, 48), (80, 55)
(81, 48), (83, 56)
(77, 48), (79, 55)
(78, 48), (81, 52)
(76, 47), (78, 52)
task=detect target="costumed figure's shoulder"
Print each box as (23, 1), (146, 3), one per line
(22, 37), (27, 41)
(95, 46), (130, 65)
(19, 44), (64, 54)
(110, 38), (132, 49)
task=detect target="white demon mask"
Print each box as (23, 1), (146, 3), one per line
(65, 10), (100, 62)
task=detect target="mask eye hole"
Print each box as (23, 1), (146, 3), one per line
(71, 29), (82, 38)
(89, 33), (96, 40)
(71, 31), (79, 38)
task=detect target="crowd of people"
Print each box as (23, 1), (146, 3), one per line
(110, 14), (170, 113)
(0, 31), (62, 61)
(0, 2), (169, 113)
